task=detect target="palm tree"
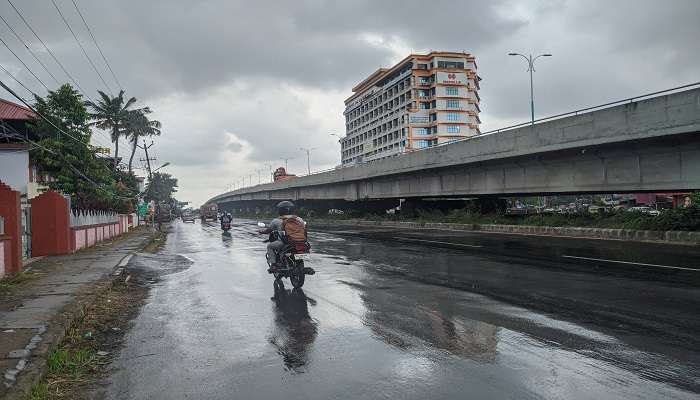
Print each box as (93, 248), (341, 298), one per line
(125, 109), (161, 173)
(86, 90), (136, 170)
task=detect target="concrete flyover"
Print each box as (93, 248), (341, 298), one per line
(207, 87), (700, 211)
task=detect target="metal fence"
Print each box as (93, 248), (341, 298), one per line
(0, 215), (4, 235)
(69, 209), (119, 228)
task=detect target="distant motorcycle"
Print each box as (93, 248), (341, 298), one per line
(221, 221), (231, 232)
(258, 222), (314, 288)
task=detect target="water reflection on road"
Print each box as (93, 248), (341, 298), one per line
(105, 219), (700, 400)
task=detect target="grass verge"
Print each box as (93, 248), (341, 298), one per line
(0, 271), (40, 296)
(28, 275), (149, 400)
(142, 228), (167, 254)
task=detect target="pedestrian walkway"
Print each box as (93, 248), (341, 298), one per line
(0, 227), (154, 399)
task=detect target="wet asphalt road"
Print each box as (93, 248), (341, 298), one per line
(106, 219), (700, 399)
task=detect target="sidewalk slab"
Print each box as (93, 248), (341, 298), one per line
(0, 227), (154, 399)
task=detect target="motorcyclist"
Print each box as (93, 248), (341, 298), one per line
(220, 212), (233, 228)
(259, 201), (306, 271)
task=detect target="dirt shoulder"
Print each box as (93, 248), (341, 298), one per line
(25, 228), (167, 400)
(0, 226), (163, 400)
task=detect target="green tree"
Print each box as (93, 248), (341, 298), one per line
(86, 90), (136, 169)
(124, 109), (161, 173)
(144, 172), (178, 204)
(30, 84), (138, 211)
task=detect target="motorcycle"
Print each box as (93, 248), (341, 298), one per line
(258, 222), (314, 288)
(221, 220), (231, 233)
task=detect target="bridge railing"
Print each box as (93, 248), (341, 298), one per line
(289, 82), (700, 180)
(230, 82), (700, 189)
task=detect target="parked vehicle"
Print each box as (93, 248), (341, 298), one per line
(627, 206), (661, 216)
(156, 204), (172, 222)
(258, 221), (314, 288)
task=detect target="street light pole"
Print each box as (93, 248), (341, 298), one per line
(508, 52), (552, 125)
(265, 163), (273, 183)
(300, 147), (315, 175)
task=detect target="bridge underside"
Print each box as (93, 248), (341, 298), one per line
(217, 132), (700, 214)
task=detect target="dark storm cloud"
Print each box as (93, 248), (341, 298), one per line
(1, 0), (698, 206)
(0, 0), (523, 99)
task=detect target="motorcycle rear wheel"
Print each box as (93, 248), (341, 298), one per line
(290, 260), (305, 288)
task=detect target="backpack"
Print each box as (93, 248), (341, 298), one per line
(281, 216), (306, 242)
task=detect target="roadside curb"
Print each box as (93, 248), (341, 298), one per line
(310, 219), (700, 245)
(1, 229), (157, 400)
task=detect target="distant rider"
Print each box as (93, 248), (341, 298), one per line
(220, 212), (232, 228)
(259, 201), (306, 271)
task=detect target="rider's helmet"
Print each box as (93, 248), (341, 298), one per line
(276, 200), (295, 216)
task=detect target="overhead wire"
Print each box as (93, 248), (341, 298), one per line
(0, 61), (38, 97)
(0, 76), (113, 151)
(3, 0), (145, 177)
(50, 0), (113, 96)
(70, 0), (121, 90)
(0, 36), (49, 91)
(0, 13), (60, 86)
(0, 119), (137, 200)
(5, 0), (94, 103)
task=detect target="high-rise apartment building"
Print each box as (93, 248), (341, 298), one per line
(341, 51), (481, 165)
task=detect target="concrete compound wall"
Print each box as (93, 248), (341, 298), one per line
(31, 190), (132, 256)
(210, 88), (700, 205)
(0, 235), (8, 277)
(72, 221), (123, 252)
(0, 181), (22, 276)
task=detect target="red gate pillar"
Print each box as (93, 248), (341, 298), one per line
(0, 181), (22, 275)
(31, 190), (71, 256)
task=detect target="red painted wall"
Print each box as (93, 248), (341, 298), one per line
(0, 181), (22, 275)
(31, 190), (71, 256)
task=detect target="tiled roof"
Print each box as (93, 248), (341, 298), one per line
(0, 98), (36, 120)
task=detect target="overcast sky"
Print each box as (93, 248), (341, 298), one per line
(1, 0), (698, 207)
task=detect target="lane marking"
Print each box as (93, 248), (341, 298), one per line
(394, 237), (482, 248)
(561, 255), (699, 272)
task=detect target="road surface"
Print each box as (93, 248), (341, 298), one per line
(105, 219), (700, 399)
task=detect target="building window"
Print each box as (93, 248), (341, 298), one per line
(446, 87), (458, 96)
(447, 125), (460, 133)
(415, 140), (431, 149)
(438, 61), (465, 69)
(417, 63), (427, 70)
(415, 127), (429, 136)
(446, 100), (459, 108)
(446, 113), (460, 121)
(420, 102), (430, 110)
(418, 89), (429, 97)
(418, 76), (431, 85)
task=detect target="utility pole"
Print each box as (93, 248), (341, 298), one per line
(138, 140), (159, 230)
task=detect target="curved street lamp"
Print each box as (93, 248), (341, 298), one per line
(508, 52), (552, 125)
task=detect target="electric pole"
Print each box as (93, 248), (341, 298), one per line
(138, 140), (159, 230)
